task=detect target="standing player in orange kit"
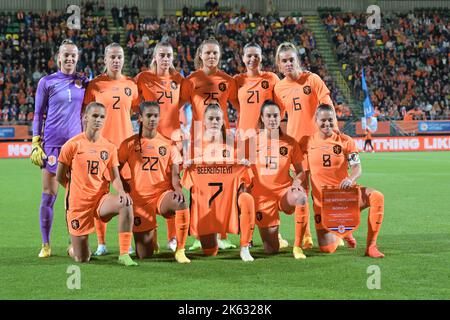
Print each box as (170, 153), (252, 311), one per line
(250, 100), (308, 259)
(298, 104), (384, 258)
(56, 102), (137, 266)
(273, 42), (355, 250)
(181, 103), (256, 261)
(83, 43), (139, 256)
(118, 101), (191, 263)
(180, 38), (240, 130)
(180, 38), (240, 250)
(234, 43), (290, 248)
(234, 42), (280, 135)
(135, 41), (187, 252)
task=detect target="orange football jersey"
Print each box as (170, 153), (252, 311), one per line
(251, 133), (303, 197)
(135, 71), (186, 141)
(83, 74), (140, 148)
(118, 132), (182, 202)
(274, 71), (333, 142)
(58, 133), (118, 210)
(180, 69), (238, 128)
(181, 163), (253, 237)
(299, 132), (359, 207)
(234, 71), (280, 132)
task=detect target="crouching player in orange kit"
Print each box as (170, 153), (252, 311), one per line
(299, 104), (385, 258)
(250, 100), (307, 259)
(181, 103), (256, 261)
(118, 101), (191, 263)
(56, 102), (137, 266)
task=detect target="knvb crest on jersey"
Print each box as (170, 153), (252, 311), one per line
(261, 80), (269, 89)
(333, 145), (342, 155)
(171, 81), (178, 90)
(218, 82), (227, 92)
(100, 151), (109, 161)
(314, 214), (321, 224)
(159, 146), (167, 156)
(222, 149), (231, 158)
(124, 87), (132, 96)
(303, 85), (312, 95)
(256, 212), (263, 221)
(134, 217), (141, 226)
(74, 79), (83, 89)
(71, 219), (80, 230)
(279, 146), (288, 156)
(47, 155), (57, 166)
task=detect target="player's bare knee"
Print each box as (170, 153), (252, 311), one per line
(120, 205), (133, 218)
(136, 250), (154, 259)
(319, 245), (337, 254)
(263, 241), (279, 254)
(264, 246), (279, 255)
(74, 255), (90, 263)
(295, 192), (306, 205)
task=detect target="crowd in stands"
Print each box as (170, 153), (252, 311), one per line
(0, 6), (111, 125)
(123, 7), (346, 122)
(323, 10), (450, 121)
(5, 5), (450, 127)
(111, 4), (140, 27)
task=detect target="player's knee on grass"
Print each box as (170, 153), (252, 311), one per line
(73, 254), (90, 263)
(200, 234), (218, 255)
(134, 230), (156, 259)
(70, 236), (91, 262)
(202, 246), (219, 256)
(259, 226), (279, 254)
(317, 230), (339, 254)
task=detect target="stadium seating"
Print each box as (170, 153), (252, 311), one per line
(322, 10), (450, 120)
(0, 6), (111, 124)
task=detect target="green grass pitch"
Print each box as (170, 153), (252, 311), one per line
(1, 152), (449, 299)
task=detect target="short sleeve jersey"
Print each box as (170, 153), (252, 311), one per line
(299, 132), (359, 207)
(135, 71), (186, 140)
(58, 133), (118, 209)
(181, 163), (253, 237)
(274, 72), (333, 142)
(118, 133), (182, 201)
(180, 69), (238, 128)
(251, 133), (303, 196)
(234, 71), (280, 131)
(83, 74), (139, 148)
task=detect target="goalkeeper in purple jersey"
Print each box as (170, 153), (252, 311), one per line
(31, 39), (88, 258)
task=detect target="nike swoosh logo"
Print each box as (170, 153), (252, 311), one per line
(77, 152), (84, 154)
(310, 146), (328, 150)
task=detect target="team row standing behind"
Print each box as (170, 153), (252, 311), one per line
(32, 38), (337, 261)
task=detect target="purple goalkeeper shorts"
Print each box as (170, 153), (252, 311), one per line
(43, 147), (61, 174)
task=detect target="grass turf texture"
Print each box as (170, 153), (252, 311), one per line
(1, 152), (449, 299)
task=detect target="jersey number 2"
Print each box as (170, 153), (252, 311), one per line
(208, 182), (223, 208)
(322, 154), (331, 167)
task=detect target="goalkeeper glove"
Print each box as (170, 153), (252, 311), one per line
(30, 136), (47, 167)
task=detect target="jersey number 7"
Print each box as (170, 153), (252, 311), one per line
(208, 182), (223, 208)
